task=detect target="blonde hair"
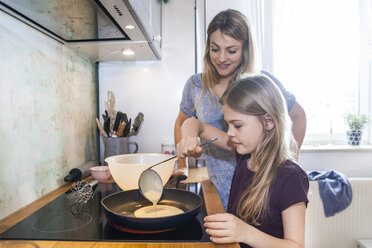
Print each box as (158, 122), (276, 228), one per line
(220, 75), (298, 225)
(195, 9), (260, 109)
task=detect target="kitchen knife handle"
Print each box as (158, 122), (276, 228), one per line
(117, 121), (126, 137)
(113, 112), (123, 132)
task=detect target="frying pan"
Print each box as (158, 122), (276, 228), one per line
(101, 188), (202, 233)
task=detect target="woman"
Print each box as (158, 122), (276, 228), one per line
(177, 75), (309, 248)
(174, 9), (306, 210)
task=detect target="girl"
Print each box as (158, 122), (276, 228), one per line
(177, 75), (309, 248)
(174, 9), (307, 210)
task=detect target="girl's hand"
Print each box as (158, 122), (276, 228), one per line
(176, 136), (203, 158)
(204, 213), (250, 244)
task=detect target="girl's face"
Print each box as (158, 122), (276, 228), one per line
(223, 105), (266, 155)
(209, 29), (243, 79)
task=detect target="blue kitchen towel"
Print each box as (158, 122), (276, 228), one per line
(307, 170), (352, 217)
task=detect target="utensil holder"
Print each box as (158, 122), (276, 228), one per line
(103, 137), (138, 165)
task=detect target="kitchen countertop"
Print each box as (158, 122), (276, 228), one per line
(0, 167), (239, 248)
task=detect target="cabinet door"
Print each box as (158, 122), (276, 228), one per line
(150, 0), (161, 51)
(129, 0), (162, 51)
(129, 0), (162, 53)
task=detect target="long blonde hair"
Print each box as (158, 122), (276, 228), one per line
(220, 75), (298, 225)
(195, 9), (260, 109)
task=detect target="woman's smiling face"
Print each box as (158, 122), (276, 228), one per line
(209, 29), (243, 79)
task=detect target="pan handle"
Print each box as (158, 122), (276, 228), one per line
(164, 175), (187, 189)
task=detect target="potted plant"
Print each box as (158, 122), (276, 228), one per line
(344, 113), (368, 146)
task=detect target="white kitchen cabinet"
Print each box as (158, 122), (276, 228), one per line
(358, 239), (372, 248)
(127, 0), (162, 57)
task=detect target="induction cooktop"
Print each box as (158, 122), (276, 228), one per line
(0, 182), (210, 242)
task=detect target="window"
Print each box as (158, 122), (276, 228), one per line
(206, 0), (371, 145)
(272, 0), (371, 145)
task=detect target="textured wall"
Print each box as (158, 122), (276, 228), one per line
(0, 10), (98, 220)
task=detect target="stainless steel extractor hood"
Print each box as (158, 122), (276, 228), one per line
(0, 0), (162, 61)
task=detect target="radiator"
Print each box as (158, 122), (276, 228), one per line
(305, 179), (372, 248)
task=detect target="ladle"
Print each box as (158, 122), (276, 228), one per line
(138, 138), (217, 205)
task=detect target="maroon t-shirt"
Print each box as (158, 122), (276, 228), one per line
(227, 154), (309, 248)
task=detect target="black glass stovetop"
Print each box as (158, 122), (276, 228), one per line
(0, 182), (210, 242)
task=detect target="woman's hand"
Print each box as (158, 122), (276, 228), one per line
(204, 213), (250, 244)
(176, 136), (203, 158)
(176, 117), (234, 158)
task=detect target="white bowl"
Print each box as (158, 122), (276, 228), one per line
(105, 153), (176, 191)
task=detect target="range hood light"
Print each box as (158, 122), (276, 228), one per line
(122, 49), (135, 56)
(125, 25), (135, 29)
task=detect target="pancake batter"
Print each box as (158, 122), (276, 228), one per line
(134, 205), (184, 218)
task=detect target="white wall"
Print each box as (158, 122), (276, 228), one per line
(98, 0), (195, 160)
(300, 148), (372, 177)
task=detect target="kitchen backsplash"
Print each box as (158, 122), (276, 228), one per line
(0, 10), (98, 220)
